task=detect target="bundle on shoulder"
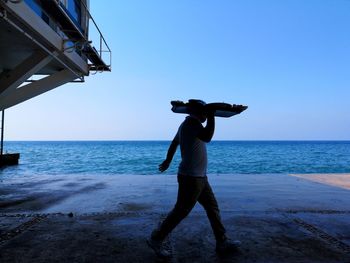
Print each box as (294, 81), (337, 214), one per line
(171, 99), (248, 118)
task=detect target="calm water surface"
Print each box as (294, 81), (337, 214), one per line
(1, 141), (349, 177)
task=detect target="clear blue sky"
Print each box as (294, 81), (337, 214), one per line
(6, 0), (350, 140)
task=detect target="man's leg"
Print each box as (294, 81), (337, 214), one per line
(198, 179), (226, 242)
(152, 176), (205, 241)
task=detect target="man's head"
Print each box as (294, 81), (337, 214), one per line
(188, 99), (207, 123)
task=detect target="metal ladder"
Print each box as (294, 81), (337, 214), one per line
(0, 110), (19, 167)
(1, 110), (4, 156)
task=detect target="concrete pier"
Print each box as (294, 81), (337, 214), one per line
(0, 173), (349, 262)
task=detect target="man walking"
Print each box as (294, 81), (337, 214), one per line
(148, 100), (240, 257)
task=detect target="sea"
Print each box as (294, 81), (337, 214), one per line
(1, 141), (349, 177)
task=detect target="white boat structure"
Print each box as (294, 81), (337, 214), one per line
(0, 0), (111, 166)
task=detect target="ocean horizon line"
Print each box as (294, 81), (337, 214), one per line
(4, 139), (350, 142)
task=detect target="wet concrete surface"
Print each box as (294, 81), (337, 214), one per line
(0, 174), (350, 262)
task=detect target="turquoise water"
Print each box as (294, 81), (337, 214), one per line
(1, 141), (349, 177)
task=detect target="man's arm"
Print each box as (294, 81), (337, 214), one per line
(197, 112), (215, 143)
(159, 136), (179, 172)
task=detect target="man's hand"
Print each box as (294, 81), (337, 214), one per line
(159, 160), (170, 172)
(205, 107), (216, 118)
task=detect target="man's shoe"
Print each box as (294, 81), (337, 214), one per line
(216, 238), (241, 254)
(147, 237), (172, 258)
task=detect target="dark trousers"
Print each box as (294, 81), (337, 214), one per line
(154, 175), (226, 242)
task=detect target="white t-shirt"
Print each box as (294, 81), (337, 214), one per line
(175, 116), (207, 177)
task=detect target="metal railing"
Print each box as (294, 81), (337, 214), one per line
(54, 0), (111, 70)
(77, 0), (112, 70)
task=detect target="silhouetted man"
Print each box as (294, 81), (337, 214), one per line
(148, 100), (240, 257)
